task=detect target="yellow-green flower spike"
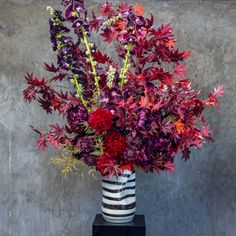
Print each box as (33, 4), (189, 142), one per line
(120, 44), (133, 90)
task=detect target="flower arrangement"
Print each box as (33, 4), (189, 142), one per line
(23, 0), (223, 177)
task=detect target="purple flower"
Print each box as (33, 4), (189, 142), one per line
(65, 2), (85, 22)
(61, 0), (71, 6)
(73, 136), (96, 166)
(82, 153), (96, 166)
(99, 87), (123, 108)
(75, 136), (94, 152)
(67, 104), (88, 130)
(73, 19), (89, 35)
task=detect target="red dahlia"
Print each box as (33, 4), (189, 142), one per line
(104, 130), (128, 158)
(88, 108), (113, 134)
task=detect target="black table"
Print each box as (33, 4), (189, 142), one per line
(92, 214), (146, 236)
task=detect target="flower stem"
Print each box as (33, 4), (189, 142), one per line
(73, 77), (89, 111)
(81, 29), (100, 98)
(120, 44), (132, 91)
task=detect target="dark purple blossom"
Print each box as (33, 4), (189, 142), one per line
(67, 104), (88, 130)
(65, 2), (85, 22)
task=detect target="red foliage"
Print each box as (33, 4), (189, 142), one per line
(134, 4), (144, 16)
(92, 50), (110, 64)
(100, 1), (114, 16)
(100, 29), (117, 43)
(44, 62), (59, 73)
(96, 153), (121, 177)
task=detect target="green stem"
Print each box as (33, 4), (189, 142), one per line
(120, 44), (132, 91)
(74, 77), (89, 111)
(81, 29), (100, 97)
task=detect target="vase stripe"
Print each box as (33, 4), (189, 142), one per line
(101, 207), (136, 215)
(102, 181), (135, 190)
(102, 186), (135, 193)
(102, 197), (136, 205)
(102, 194), (136, 201)
(102, 190), (135, 200)
(102, 211), (136, 218)
(102, 202), (136, 210)
(102, 178), (135, 185)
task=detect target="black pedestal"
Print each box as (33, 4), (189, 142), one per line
(92, 214), (146, 236)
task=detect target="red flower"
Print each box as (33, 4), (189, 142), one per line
(104, 130), (128, 158)
(96, 153), (121, 177)
(88, 108), (113, 134)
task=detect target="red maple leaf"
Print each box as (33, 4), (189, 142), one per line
(25, 73), (46, 87)
(156, 44), (171, 61)
(90, 12), (100, 31)
(48, 124), (65, 140)
(23, 86), (36, 102)
(174, 119), (185, 134)
(37, 97), (53, 114)
(174, 64), (188, 78)
(119, 3), (130, 12)
(164, 161), (176, 173)
(150, 23), (173, 41)
(182, 50), (191, 59)
(44, 62), (58, 73)
(146, 14), (154, 29)
(96, 153), (121, 177)
(166, 39), (176, 48)
(134, 4), (144, 16)
(50, 73), (66, 82)
(30, 126), (43, 135)
(139, 96), (154, 109)
(100, 2), (113, 16)
(100, 29), (117, 43)
(214, 85), (224, 97)
(201, 125), (212, 138)
(153, 100), (164, 111)
(37, 136), (47, 151)
(170, 49), (185, 62)
(92, 50), (110, 64)
(114, 19), (128, 31)
(182, 147), (191, 161)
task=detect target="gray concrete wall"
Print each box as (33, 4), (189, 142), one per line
(0, 0), (236, 235)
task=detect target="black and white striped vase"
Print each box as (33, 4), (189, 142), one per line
(101, 170), (136, 223)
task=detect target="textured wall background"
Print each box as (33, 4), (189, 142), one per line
(0, 0), (236, 235)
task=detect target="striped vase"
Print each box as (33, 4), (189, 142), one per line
(101, 170), (136, 223)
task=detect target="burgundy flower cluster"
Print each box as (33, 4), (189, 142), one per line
(23, 0), (223, 177)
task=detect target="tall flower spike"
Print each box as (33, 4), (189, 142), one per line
(47, 6), (54, 15)
(106, 65), (116, 88)
(120, 44), (132, 90)
(70, 75), (89, 111)
(81, 29), (101, 98)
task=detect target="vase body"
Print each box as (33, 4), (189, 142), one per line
(101, 170), (136, 223)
